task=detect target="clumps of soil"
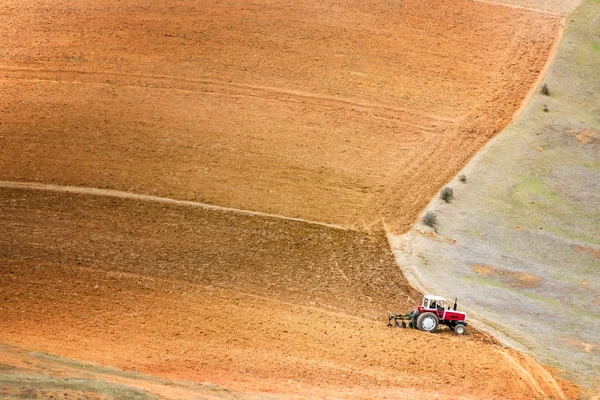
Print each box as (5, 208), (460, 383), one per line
(564, 128), (599, 144)
(471, 265), (543, 288)
(562, 339), (598, 354)
(572, 244), (600, 260)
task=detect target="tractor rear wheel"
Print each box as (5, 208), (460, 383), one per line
(454, 324), (465, 335)
(416, 312), (439, 333)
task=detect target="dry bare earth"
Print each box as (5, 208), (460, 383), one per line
(0, 0), (580, 398)
(0, 0), (560, 232)
(0, 187), (580, 399)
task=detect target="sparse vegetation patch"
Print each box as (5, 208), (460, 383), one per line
(440, 187), (454, 203)
(540, 83), (550, 96)
(422, 211), (438, 229)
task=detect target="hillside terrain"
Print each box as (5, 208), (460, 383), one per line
(392, 0), (599, 392)
(0, 0), (560, 231)
(0, 186), (579, 399)
(0, 0), (589, 398)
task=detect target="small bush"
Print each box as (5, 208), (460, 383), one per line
(458, 174), (467, 183)
(422, 211), (437, 229)
(540, 83), (550, 96)
(543, 104), (549, 112)
(440, 187), (454, 203)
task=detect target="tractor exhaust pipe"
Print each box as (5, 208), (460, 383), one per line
(453, 298), (458, 311)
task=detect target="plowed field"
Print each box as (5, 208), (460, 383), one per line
(0, 0), (577, 397)
(0, 187), (579, 399)
(0, 0), (560, 231)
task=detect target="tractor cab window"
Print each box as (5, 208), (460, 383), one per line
(424, 298), (445, 311)
(423, 298), (437, 309)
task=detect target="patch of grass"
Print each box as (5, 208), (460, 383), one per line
(582, 160), (600, 172)
(0, 374), (156, 400)
(30, 352), (149, 382)
(421, 211), (437, 229)
(511, 179), (567, 207)
(440, 187), (454, 203)
(462, 274), (505, 289)
(593, 43), (600, 52)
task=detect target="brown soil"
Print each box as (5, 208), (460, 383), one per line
(566, 128), (600, 144)
(471, 264), (543, 288)
(0, 0), (561, 232)
(0, 0), (577, 397)
(0, 187), (419, 319)
(572, 244), (600, 260)
(0, 187), (580, 399)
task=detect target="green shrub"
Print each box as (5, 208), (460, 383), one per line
(458, 174), (467, 183)
(540, 83), (550, 96)
(440, 187), (454, 203)
(422, 211), (437, 229)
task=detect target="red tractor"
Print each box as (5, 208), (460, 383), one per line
(388, 294), (468, 335)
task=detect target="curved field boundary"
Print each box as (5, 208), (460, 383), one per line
(0, 180), (354, 231)
(389, 0), (600, 390)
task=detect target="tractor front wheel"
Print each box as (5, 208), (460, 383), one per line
(417, 312), (439, 333)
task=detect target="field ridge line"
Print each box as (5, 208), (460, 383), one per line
(0, 180), (354, 231)
(0, 66), (457, 123)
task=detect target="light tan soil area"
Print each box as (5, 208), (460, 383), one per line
(0, 189), (580, 399)
(0, 0), (560, 232)
(472, 0), (582, 15)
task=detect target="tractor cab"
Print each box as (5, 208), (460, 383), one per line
(418, 294), (446, 315)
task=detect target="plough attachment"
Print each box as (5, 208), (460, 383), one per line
(387, 310), (417, 328)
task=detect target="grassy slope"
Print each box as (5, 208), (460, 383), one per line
(391, 0), (599, 389)
(0, 344), (271, 400)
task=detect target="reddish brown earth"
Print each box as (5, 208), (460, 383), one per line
(0, 188), (581, 399)
(0, 187), (419, 320)
(0, 0), (577, 398)
(0, 0), (561, 232)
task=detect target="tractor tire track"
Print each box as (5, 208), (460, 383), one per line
(0, 66), (457, 124)
(499, 349), (566, 399)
